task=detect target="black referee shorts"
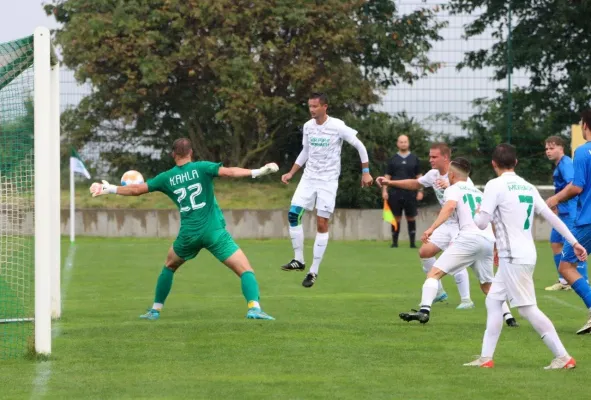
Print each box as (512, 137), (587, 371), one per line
(387, 190), (418, 218)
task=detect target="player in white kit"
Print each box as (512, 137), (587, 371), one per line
(397, 158), (517, 326)
(376, 143), (473, 309)
(465, 144), (585, 369)
(280, 93), (373, 287)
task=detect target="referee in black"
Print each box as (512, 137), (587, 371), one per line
(382, 135), (423, 248)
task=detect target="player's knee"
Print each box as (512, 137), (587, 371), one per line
(316, 215), (329, 233)
(288, 205), (304, 227)
(418, 246), (434, 259)
(479, 282), (491, 295)
(550, 242), (563, 254)
(558, 261), (576, 276)
(164, 263), (180, 272)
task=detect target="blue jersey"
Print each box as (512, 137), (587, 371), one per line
(573, 142), (591, 226)
(554, 155), (577, 217)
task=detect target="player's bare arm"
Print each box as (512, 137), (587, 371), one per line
(416, 174), (424, 201)
(340, 132), (372, 187)
(491, 222), (499, 267)
(376, 177), (422, 191)
(435, 178), (449, 189)
(90, 163), (279, 197)
(360, 161), (373, 187)
(282, 139), (308, 184)
(421, 200), (457, 243)
(381, 174), (391, 200)
(219, 163), (279, 179)
(547, 182), (583, 209)
(536, 197), (588, 261)
(90, 181), (148, 197)
(282, 163), (303, 184)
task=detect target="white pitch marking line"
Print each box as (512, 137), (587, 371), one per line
(30, 244), (77, 400)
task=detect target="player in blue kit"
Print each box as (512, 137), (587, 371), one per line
(547, 110), (591, 334)
(544, 136), (588, 291)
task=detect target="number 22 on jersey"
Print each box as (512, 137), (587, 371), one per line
(174, 183), (205, 212)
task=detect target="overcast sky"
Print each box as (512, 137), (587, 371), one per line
(2, 0), (529, 137)
(0, 0), (58, 43)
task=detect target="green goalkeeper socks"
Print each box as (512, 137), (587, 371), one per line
(153, 267), (175, 309)
(241, 271), (261, 309)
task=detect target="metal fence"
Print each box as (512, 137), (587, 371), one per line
(60, 1), (535, 184)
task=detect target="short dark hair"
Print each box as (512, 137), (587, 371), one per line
(430, 142), (451, 159)
(581, 109), (591, 130)
(492, 143), (517, 169)
(545, 135), (566, 148)
(172, 137), (193, 158)
(309, 92), (328, 105)
(450, 157), (471, 175)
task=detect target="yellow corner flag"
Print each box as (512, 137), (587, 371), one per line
(383, 200), (398, 231)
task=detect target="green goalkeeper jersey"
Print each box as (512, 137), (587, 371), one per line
(147, 161), (226, 234)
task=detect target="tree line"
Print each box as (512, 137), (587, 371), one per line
(41, 0), (589, 208)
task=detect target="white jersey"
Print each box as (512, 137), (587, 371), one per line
(418, 168), (474, 225)
(301, 117), (358, 182)
(480, 172), (547, 264)
(443, 182), (495, 241)
(418, 169), (474, 206)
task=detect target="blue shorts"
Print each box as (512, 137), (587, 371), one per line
(550, 214), (574, 244)
(562, 224), (591, 263)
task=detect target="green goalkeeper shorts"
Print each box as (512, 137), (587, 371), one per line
(173, 228), (239, 262)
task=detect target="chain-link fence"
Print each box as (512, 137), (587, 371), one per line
(380, 1), (528, 138)
(60, 1), (547, 190)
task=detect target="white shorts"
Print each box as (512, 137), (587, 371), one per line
(429, 223), (459, 251)
(487, 259), (536, 308)
(435, 233), (495, 284)
(291, 178), (338, 217)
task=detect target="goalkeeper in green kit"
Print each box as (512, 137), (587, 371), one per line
(89, 138), (278, 320)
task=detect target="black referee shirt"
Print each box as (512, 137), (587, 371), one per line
(385, 153), (420, 193)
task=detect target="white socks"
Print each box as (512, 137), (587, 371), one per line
(481, 296), (504, 358)
(481, 300), (568, 359)
(421, 258), (445, 295)
(454, 268), (471, 301)
(421, 258), (470, 300)
(310, 232), (329, 275)
(421, 257), (436, 274)
(290, 226), (329, 275)
(289, 225), (305, 264)
(518, 305), (568, 358)
(420, 278), (439, 311)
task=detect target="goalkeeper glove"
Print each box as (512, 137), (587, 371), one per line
(251, 162), (279, 178)
(90, 180), (118, 197)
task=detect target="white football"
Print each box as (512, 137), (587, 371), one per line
(121, 170), (144, 186)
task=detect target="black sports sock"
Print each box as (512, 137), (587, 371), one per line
(392, 225), (400, 246)
(408, 220), (417, 247)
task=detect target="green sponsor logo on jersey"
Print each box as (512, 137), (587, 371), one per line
(507, 183), (533, 192)
(310, 137), (330, 147)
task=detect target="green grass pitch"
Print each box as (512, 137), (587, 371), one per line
(2, 237), (590, 399)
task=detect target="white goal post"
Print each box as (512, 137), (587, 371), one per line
(33, 26), (61, 356)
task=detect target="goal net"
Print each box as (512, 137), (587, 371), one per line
(0, 28), (60, 359)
